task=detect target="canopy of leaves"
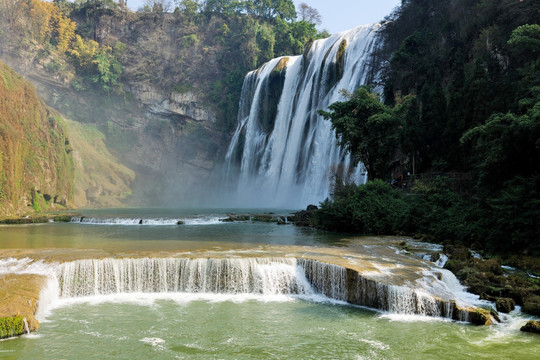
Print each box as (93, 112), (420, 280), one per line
(319, 87), (403, 181)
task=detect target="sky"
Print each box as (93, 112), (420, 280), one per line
(126, 1), (402, 34)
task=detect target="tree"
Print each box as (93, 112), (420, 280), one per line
(252, 0), (296, 21)
(144, 0), (173, 12)
(177, 0), (199, 17)
(319, 87), (402, 180)
(297, 2), (321, 25)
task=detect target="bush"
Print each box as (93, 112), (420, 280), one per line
(315, 180), (409, 234)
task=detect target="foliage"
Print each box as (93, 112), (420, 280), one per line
(0, 61), (74, 216)
(318, 86), (403, 181)
(0, 316), (24, 339)
(316, 180), (409, 234)
(310, 0), (537, 256)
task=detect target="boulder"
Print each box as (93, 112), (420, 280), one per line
(294, 205), (318, 227)
(495, 297), (516, 313)
(521, 320), (540, 334)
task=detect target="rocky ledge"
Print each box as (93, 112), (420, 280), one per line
(0, 274), (47, 338)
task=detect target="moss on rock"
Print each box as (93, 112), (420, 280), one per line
(495, 297), (516, 313)
(521, 320), (540, 334)
(0, 316), (25, 339)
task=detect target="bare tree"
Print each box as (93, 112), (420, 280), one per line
(144, 0), (173, 13)
(0, 0), (26, 30)
(297, 2), (322, 25)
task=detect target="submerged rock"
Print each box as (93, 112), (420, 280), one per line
(521, 320), (540, 334)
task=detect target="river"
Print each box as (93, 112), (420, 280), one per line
(0, 208), (538, 359)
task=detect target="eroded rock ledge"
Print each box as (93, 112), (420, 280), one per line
(0, 274), (46, 338)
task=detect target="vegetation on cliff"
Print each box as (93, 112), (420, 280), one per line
(0, 0), (329, 206)
(0, 60), (74, 216)
(0, 0), (327, 130)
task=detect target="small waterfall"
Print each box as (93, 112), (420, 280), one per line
(69, 216), (224, 226)
(56, 258), (314, 298)
(2, 257), (482, 321)
(222, 24), (382, 208)
(435, 254), (449, 268)
(22, 318), (30, 334)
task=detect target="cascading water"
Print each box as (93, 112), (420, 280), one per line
(222, 24), (382, 208)
(0, 256), (484, 321)
(56, 258), (314, 298)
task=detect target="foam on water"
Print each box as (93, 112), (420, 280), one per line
(69, 216), (227, 226)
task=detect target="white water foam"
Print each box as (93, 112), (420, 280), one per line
(69, 216), (227, 226)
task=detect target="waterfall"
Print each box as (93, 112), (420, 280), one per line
(53, 257), (466, 319)
(56, 258), (314, 298)
(222, 24), (382, 208)
(1, 257), (480, 320)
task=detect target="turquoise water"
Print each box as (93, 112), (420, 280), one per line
(1, 297), (538, 359)
(0, 209), (539, 358)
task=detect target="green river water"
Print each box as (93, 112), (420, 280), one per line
(0, 209), (538, 359)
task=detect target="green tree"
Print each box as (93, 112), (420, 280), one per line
(319, 87), (402, 180)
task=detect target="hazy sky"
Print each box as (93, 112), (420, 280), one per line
(126, 1), (402, 34)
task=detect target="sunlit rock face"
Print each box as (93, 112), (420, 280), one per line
(222, 24), (382, 208)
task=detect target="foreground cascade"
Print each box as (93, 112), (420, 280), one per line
(49, 257), (486, 322)
(222, 24), (382, 207)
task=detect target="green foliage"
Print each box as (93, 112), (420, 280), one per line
(319, 87), (402, 180)
(316, 180), (409, 234)
(316, 0), (539, 255)
(182, 34), (199, 46)
(32, 189), (42, 213)
(382, 0), (539, 173)
(0, 316), (24, 339)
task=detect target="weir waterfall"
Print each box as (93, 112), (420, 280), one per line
(222, 24), (382, 207)
(2, 256), (478, 320)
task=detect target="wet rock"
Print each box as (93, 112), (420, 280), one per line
(495, 297), (516, 313)
(521, 320), (540, 334)
(468, 308), (494, 325)
(523, 295), (540, 316)
(294, 205), (318, 227)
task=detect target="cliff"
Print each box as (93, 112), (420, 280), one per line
(0, 60), (134, 215)
(0, 2), (325, 206)
(0, 61), (74, 216)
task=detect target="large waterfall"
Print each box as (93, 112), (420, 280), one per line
(223, 24), (382, 208)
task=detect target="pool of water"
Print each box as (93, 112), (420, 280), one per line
(1, 296), (538, 360)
